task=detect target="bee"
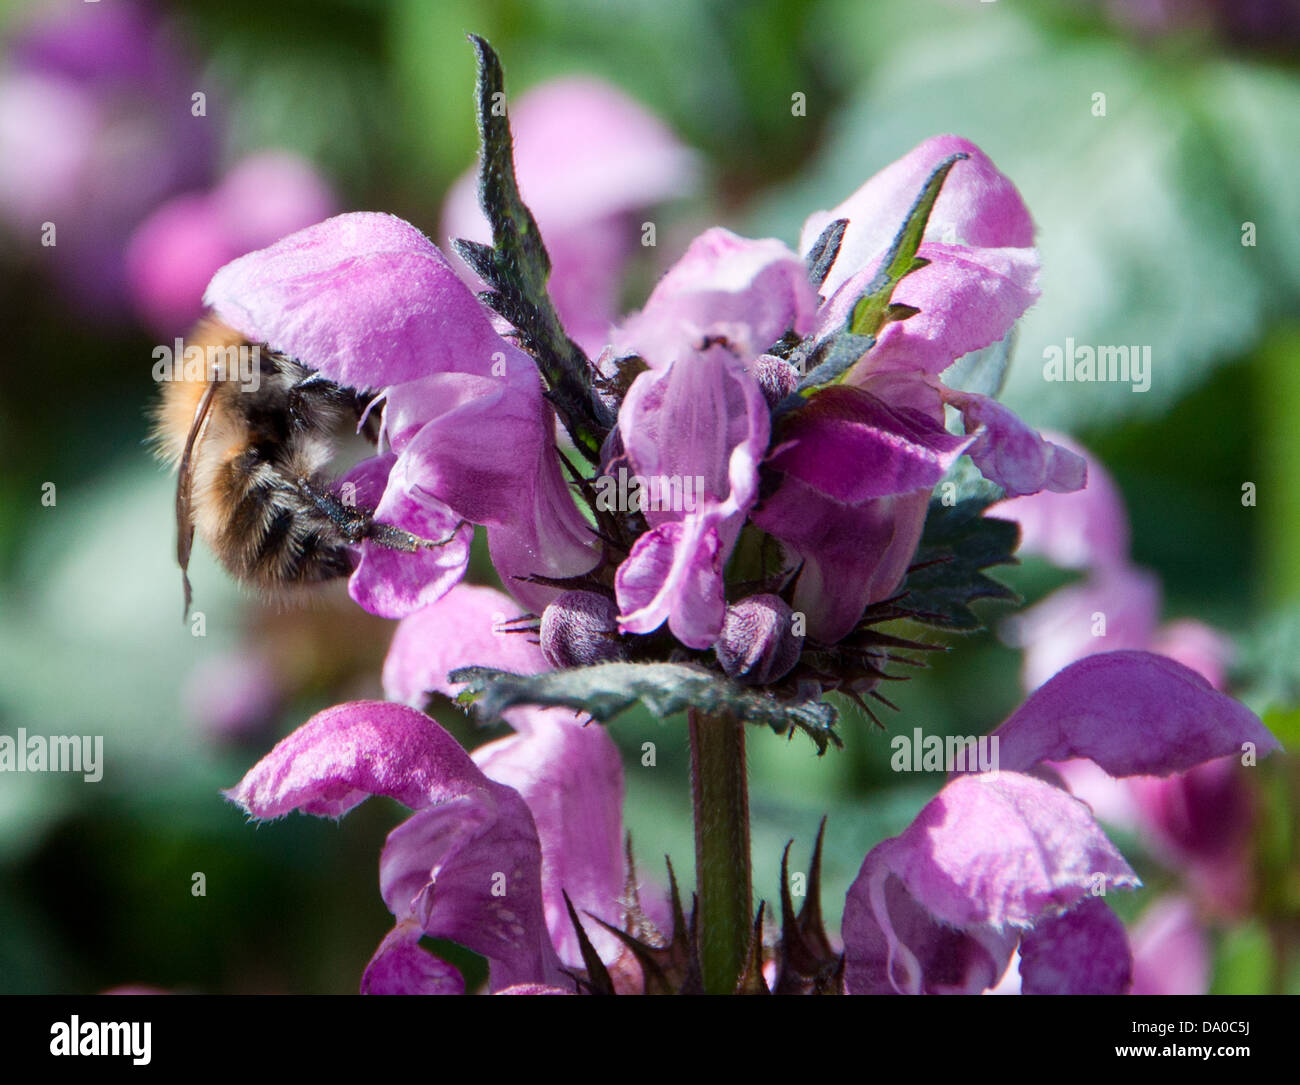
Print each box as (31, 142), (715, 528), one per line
(152, 317), (439, 617)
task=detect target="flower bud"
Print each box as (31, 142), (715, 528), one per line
(750, 354), (800, 408)
(716, 593), (801, 685)
(540, 590), (627, 669)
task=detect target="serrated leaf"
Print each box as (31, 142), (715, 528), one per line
(899, 474), (1020, 631)
(449, 661), (841, 753)
(465, 35), (612, 461)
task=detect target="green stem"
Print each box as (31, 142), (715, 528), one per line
(689, 707), (752, 994)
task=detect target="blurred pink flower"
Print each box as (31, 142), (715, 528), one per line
(0, 0), (215, 315)
(995, 436), (1260, 930)
(126, 152), (336, 335)
(182, 647), (282, 745)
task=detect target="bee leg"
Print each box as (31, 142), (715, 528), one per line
(295, 478), (468, 552)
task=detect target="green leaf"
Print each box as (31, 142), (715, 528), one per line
(449, 661), (842, 754)
(899, 469), (1020, 631)
(464, 34), (612, 461)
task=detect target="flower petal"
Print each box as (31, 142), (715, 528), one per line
(1017, 897), (1133, 995)
(842, 864), (1019, 995)
(768, 385), (969, 503)
(817, 244), (1039, 380)
(341, 453), (474, 621)
(379, 788), (562, 991)
(751, 482), (929, 644)
(381, 373), (599, 615)
(225, 700), (497, 818)
(989, 432), (1131, 570)
(943, 389), (1086, 497)
(382, 585), (629, 968)
(473, 714), (626, 967)
(614, 227), (819, 367)
(361, 920), (465, 995)
(842, 771), (1138, 994)
(617, 346), (770, 527)
(383, 583), (546, 708)
(991, 651), (1281, 776)
(615, 518), (726, 648)
(205, 212), (516, 390)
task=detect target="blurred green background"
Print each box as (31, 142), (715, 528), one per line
(1, 0), (1297, 994)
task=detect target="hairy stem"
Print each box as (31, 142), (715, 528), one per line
(689, 707), (753, 994)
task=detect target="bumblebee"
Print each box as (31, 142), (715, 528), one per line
(153, 318), (428, 615)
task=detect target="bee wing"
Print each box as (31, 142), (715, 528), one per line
(176, 381), (218, 620)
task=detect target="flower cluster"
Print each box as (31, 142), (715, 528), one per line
(217, 40), (1278, 994)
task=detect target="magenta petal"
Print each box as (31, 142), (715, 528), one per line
(802, 135), (1035, 298)
(817, 244), (1039, 379)
(842, 772), (1138, 994)
(873, 772), (1137, 929)
(484, 450), (603, 616)
(383, 584), (545, 707)
(990, 433), (1131, 570)
(751, 482), (928, 643)
(618, 348), (771, 525)
(379, 792), (562, 991)
(943, 389), (1086, 497)
(205, 212), (513, 390)
(991, 651), (1281, 777)
(1018, 897), (1133, 995)
(361, 921), (465, 995)
(381, 374), (598, 614)
(384, 585), (627, 969)
(614, 228), (819, 367)
(842, 867), (1019, 994)
(343, 454), (474, 620)
(615, 518), (726, 648)
(768, 385), (969, 503)
(225, 700), (495, 818)
(473, 713), (626, 967)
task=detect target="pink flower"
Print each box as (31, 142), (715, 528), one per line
(126, 152), (336, 335)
